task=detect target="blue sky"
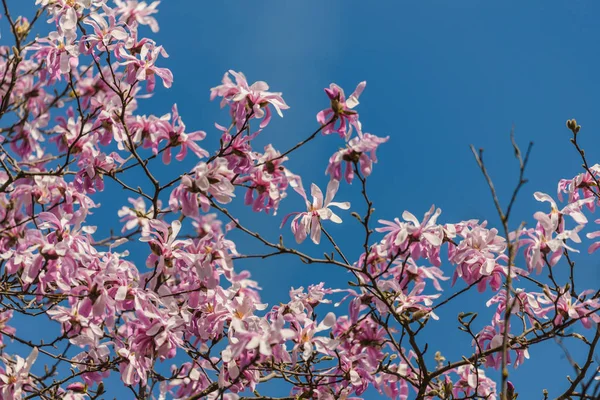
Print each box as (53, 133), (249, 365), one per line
(4, 1), (600, 398)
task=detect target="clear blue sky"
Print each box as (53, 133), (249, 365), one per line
(4, 1), (600, 398)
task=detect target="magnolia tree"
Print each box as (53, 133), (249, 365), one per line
(0, 1), (599, 400)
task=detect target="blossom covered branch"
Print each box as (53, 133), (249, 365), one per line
(0, 2), (598, 400)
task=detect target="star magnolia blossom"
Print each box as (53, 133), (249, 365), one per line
(282, 178), (350, 244)
(0, 348), (38, 399)
(326, 133), (389, 183)
(317, 81), (366, 138)
(210, 70), (290, 129)
(114, 0), (161, 33)
(588, 219), (600, 253)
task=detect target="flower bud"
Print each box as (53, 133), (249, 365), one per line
(66, 382), (87, 393)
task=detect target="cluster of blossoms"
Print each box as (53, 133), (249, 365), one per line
(0, 1), (598, 399)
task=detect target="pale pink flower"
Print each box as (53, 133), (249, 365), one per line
(0, 310), (15, 348)
(156, 104), (209, 164)
(117, 347), (152, 386)
(533, 192), (592, 227)
(36, 0), (91, 34)
(586, 219), (600, 254)
(487, 289), (543, 331)
(240, 145), (290, 214)
(119, 43), (173, 91)
(520, 222), (581, 274)
(117, 197), (158, 234)
(377, 205), (445, 266)
(389, 281), (440, 320)
(326, 133), (389, 183)
(130, 310), (184, 360)
(519, 192), (591, 273)
(32, 31), (79, 80)
(210, 70), (289, 129)
(281, 177), (350, 244)
(557, 164), (600, 211)
(317, 81), (366, 139)
(289, 312), (338, 361)
(0, 348), (38, 399)
(537, 287), (600, 329)
(114, 0), (161, 32)
(448, 221), (524, 292)
(82, 9), (129, 54)
(474, 324), (529, 369)
(74, 149), (124, 194)
(169, 159), (236, 217)
(139, 219), (191, 272)
(70, 344), (111, 385)
(452, 365), (497, 400)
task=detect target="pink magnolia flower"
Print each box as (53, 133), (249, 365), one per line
(326, 133), (389, 183)
(317, 81), (366, 139)
(486, 289), (543, 329)
(387, 281), (440, 320)
(114, 22), (154, 58)
(240, 145), (290, 214)
(119, 43), (173, 92)
(586, 219), (600, 254)
(242, 166), (285, 214)
(393, 258), (449, 292)
(289, 312), (338, 361)
(448, 221), (525, 292)
(281, 283), (334, 318)
(169, 159), (236, 217)
(36, 0), (91, 34)
(176, 216), (237, 288)
(70, 343), (111, 385)
(557, 164), (600, 211)
(518, 195), (591, 274)
(21, 210), (91, 286)
(81, 9), (129, 54)
(32, 31), (79, 80)
(0, 348), (38, 399)
(9, 117), (47, 159)
(117, 347), (152, 386)
(452, 365), (497, 400)
(156, 104), (209, 164)
(520, 222), (580, 274)
(215, 122), (257, 174)
(114, 0), (161, 33)
(377, 205), (445, 266)
(517, 191), (594, 273)
(210, 70), (289, 129)
(139, 219), (191, 272)
(52, 109), (93, 153)
(117, 197), (159, 235)
(533, 192), (591, 227)
(74, 149), (125, 194)
(7, 57), (49, 117)
(282, 177), (350, 244)
(0, 310), (15, 348)
(162, 362), (212, 399)
(126, 112), (169, 150)
(474, 324), (529, 369)
(129, 309), (184, 360)
(227, 316), (294, 362)
(332, 315), (387, 372)
(537, 287), (600, 329)
(46, 305), (102, 342)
